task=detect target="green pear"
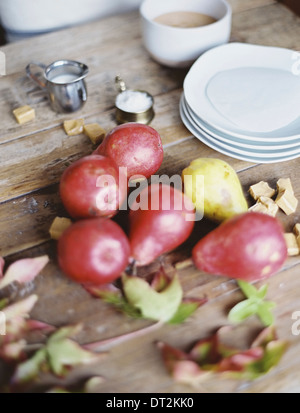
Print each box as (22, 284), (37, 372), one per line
(182, 158), (248, 222)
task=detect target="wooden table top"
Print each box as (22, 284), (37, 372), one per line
(1, 0), (300, 393)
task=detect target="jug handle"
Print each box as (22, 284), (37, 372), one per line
(26, 62), (47, 89)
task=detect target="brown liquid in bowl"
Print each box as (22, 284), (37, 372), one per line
(154, 11), (217, 28)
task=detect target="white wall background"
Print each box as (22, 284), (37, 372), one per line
(0, 0), (143, 40)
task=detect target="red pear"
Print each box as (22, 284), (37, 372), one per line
(94, 123), (163, 179)
(192, 212), (287, 281)
(59, 154), (127, 219)
(58, 218), (130, 285)
(129, 183), (195, 266)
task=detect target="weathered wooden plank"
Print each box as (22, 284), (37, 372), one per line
(228, 0), (276, 13)
(0, 185), (61, 257)
(231, 2), (300, 49)
(0, 124), (93, 203)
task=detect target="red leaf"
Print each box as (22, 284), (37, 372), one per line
(172, 360), (204, 383)
(251, 325), (277, 348)
(182, 297), (208, 307)
(26, 320), (56, 334)
(157, 341), (189, 373)
(151, 267), (171, 292)
(158, 326), (288, 384)
(0, 340), (27, 361)
(3, 295), (38, 321)
(0, 256), (49, 290)
(190, 337), (218, 365)
(84, 282), (120, 298)
(217, 348), (263, 373)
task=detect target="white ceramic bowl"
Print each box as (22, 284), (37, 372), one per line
(140, 0), (232, 68)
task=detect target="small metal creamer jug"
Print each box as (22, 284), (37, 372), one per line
(26, 59), (89, 113)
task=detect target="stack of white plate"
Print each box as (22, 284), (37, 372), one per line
(181, 43), (300, 163)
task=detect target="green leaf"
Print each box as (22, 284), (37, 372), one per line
(257, 284), (268, 300)
(228, 299), (259, 323)
(47, 338), (100, 377)
(83, 376), (104, 393)
(100, 291), (142, 319)
(12, 348), (47, 384)
(123, 274), (183, 322)
(11, 325), (105, 387)
(246, 340), (289, 379)
(168, 302), (199, 325)
(237, 280), (259, 298)
(256, 303), (275, 327)
(0, 298), (9, 310)
(45, 324), (103, 377)
(230, 281), (275, 326)
(260, 340), (289, 371)
(263, 301), (277, 311)
(47, 324), (82, 344)
(85, 269), (202, 325)
(85, 283), (142, 319)
(251, 325), (277, 347)
(168, 298), (207, 325)
(190, 339), (215, 365)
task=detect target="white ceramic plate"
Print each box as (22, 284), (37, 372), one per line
(183, 95), (300, 156)
(184, 43), (300, 141)
(180, 95), (300, 163)
(181, 96), (300, 160)
(183, 94), (300, 149)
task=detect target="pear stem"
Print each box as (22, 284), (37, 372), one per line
(175, 258), (193, 270)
